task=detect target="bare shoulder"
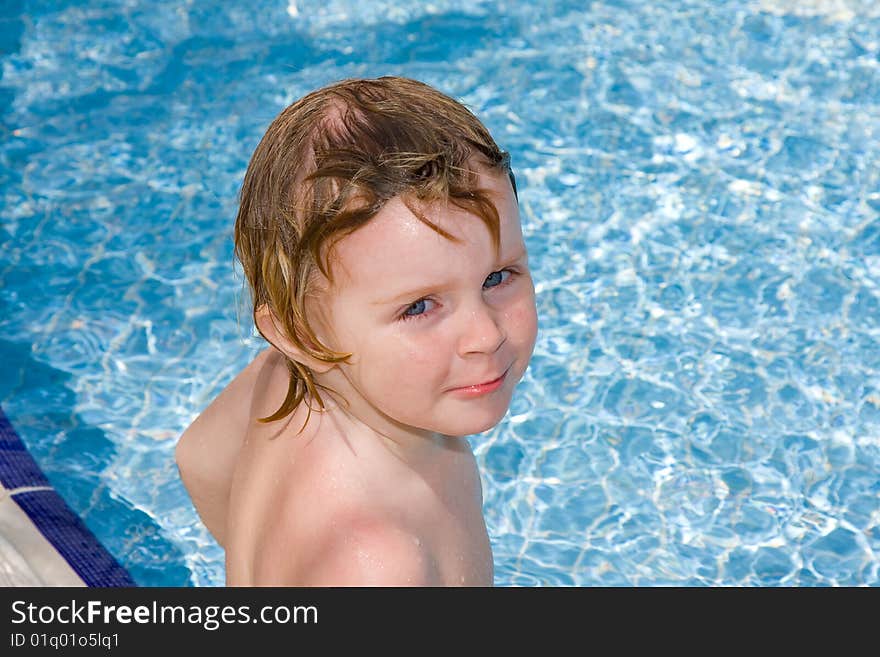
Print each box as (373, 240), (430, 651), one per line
(177, 348), (278, 474)
(256, 511), (439, 587)
(246, 428), (442, 586)
(175, 346), (284, 544)
(312, 519), (437, 586)
(178, 347), (284, 444)
(232, 409), (487, 587)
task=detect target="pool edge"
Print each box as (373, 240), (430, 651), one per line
(0, 406), (136, 587)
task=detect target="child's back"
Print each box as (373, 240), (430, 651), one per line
(220, 349), (493, 586)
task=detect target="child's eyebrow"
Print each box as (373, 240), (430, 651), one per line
(372, 283), (453, 306)
(370, 245), (528, 306)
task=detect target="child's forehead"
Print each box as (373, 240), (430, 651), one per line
(327, 188), (521, 289)
(323, 198), (469, 281)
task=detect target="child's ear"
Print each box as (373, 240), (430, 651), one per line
(254, 305), (335, 374)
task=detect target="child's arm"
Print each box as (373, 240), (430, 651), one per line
(175, 347), (275, 546)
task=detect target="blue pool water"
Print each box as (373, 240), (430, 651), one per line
(1, 0), (879, 586)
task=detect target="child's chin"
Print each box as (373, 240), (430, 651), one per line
(441, 406), (511, 437)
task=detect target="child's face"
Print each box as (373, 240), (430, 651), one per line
(313, 166), (538, 439)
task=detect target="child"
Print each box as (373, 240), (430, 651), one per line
(175, 76), (538, 586)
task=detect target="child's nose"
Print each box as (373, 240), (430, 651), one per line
(457, 300), (507, 356)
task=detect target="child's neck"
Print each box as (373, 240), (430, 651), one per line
(312, 387), (464, 468)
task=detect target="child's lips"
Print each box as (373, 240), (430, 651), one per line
(448, 367), (510, 397)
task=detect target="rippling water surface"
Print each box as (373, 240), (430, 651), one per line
(1, 0), (879, 585)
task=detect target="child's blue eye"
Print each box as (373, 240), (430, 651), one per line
(484, 269), (512, 289)
(402, 298), (433, 320)
(400, 270), (516, 322)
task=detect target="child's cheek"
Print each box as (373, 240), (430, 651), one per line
(398, 340), (437, 368)
(507, 296), (539, 346)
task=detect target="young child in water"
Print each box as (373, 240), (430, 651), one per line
(175, 76), (537, 586)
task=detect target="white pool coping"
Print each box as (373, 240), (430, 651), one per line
(0, 481), (86, 586)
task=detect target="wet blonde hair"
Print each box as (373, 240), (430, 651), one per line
(234, 76), (517, 424)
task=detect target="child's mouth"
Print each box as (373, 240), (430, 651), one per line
(448, 368), (509, 398)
